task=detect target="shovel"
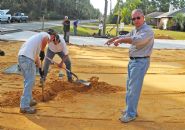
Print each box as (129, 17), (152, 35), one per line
(39, 61), (45, 102)
(45, 57), (91, 87)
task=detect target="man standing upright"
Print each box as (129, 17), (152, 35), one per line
(98, 20), (103, 36)
(62, 16), (70, 43)
(73, 19), (78, 36)
(105, 9), (154, 123)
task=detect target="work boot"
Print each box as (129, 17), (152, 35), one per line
(20, 107), (36, 114)
(30, 99), (37, 106)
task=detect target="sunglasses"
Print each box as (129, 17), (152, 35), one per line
(132, 16), (141, 21)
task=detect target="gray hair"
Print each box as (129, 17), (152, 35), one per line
(132, 9), (144, 16)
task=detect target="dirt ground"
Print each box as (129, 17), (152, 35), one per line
(0, 40), (185, 130)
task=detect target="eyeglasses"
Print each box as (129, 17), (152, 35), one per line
(132, 17), (141, 21)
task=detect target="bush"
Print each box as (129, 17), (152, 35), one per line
(167, 19), (175, 30)
(173, 13), (185, 31)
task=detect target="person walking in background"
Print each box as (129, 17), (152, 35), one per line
(62, 16), (70, 43)
(18, 29), (56, 114)
(98, 20), (103, 36)
(73, 19), (79, 36)
(42, 34), (73, 83)
(105, 9), (154, 123)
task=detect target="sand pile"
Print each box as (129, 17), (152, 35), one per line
(0, 76), (124, 107)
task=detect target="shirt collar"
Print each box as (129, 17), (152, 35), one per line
(136, 22), (146, 31)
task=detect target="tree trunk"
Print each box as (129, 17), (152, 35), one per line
(103, 0), (108, 35)
(116, 0), (120, 36)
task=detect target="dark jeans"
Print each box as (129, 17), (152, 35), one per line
(73, 26), (77, 36)
(64, 31), (70, 43)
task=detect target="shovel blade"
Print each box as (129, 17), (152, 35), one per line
(76, 79), (91, 87)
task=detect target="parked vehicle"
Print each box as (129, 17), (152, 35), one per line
(11, 12), (28, 23)
(0, 9), (11, 23)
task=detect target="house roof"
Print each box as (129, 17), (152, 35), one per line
(155, 8), (185, 18)
(146, 12), (164, 18)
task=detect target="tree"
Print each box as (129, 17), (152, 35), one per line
(149, 0), (185, 12)
(103, 0), (108, 35)
(138, 0), (155, 14)
(116, 0), (121, 35)
(173, 13), (185, 31)
(120, 0), (141, 24)
(0, 0), (101, 20)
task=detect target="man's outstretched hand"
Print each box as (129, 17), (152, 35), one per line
(104, 37), (118, 46)
(113, 39), (121, 46)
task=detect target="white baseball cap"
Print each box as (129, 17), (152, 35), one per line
(65, 16), (68, 19)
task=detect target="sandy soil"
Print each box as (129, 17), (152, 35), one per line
(0, 40), (185, 130)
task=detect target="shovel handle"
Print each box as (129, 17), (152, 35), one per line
(40, 61), (45, 101)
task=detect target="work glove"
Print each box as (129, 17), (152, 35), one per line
(0, 50), (5, 56)
(39, 51), (45, 61)
(39, 68), (44, 78)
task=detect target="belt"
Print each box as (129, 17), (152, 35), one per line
(130, 56), (150, 60)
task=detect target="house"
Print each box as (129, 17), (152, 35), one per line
(155, 8), (185, 29)
(145, 12), (164, 25)
(146, 6), (185, 30)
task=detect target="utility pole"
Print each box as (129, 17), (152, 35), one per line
(103, 0), (108, 35)
(116, 0), (121, 36)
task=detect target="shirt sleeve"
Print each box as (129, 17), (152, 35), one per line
(131, 29), (154, 49)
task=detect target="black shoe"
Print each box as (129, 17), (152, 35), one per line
(30, 99), (37, 106)
(20, 107), (36, 114)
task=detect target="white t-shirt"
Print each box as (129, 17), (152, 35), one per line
(99, 23), (103, 30)
(48, 35), (68, 55)
(18, 32), (50, 60)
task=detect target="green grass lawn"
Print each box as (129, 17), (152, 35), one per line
(49, 26), (97, 37)
(111, 25), (185, 40)
(153, 29), (185, 40)
(49, 24), (185, 40)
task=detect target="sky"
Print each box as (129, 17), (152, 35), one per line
(90, 0), (117, 14)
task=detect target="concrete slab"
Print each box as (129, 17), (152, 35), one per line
(0, 28), (22, 35)
(0, 31), (184, 49)
(0, 31), (37, 41)
(3, 64), (40, 75)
